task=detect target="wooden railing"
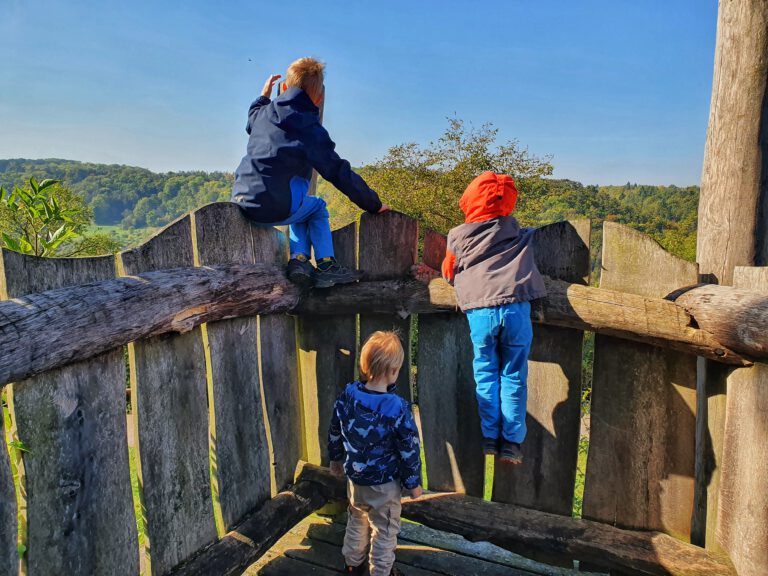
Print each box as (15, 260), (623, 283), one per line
(1, 202), (763, 575)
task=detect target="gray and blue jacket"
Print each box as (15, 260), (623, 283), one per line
(328, 381), (421, 490)
(232, 87), (382, 223)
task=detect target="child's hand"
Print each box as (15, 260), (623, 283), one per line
(330, 460), (345, 478)
(409, 486), (423, 499)
(378, 204), (391, 213)
(261, 74), (282, 98)
(410, 263), (440, 284)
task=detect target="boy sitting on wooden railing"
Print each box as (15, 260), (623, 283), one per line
(328, 331), (423, 576)
(414, 172), (546, 464)
(232, 57), (389, 288)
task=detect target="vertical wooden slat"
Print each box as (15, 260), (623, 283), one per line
(298, 223), (357, 465)
(492, 220), (591, 516)
(192, 203), (272, 529)
(359, 211), (418, 398)
(583, 222), (698, 541)
(417, 231), (484, 496)
(251, 226), (303, 491)
(0, 250), (138, 575)
(1, 393), (18, 576)
(119, 217), (217, 574)
(716, 266), (768, 576)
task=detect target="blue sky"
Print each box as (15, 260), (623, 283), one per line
(0, 0), (717, 185)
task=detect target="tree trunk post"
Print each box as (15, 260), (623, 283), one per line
(695, 0), (768, 553)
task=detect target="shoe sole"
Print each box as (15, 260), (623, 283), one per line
(313, 276), (362, 289)
(288, 271), (314, 288)
(499, 456), (523, 464)
(483, 449), (499, 456)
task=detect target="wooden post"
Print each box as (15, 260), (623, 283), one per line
(584, 223), (698, 542)
(0, 392), (17, 576)
(359, 211), (419, 398)
(119, 217), (218, 575)
(716, 266), (768, 575)
(298, 223), (357, 465)
(695, 0), (768, 551)
(192, 203), (272, 530)
(0, 250), (138, 575)
(417, 230), (484, 496)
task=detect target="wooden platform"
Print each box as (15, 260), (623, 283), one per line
(245, 514), (604, 576)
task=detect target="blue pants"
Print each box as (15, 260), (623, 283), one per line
(466, 302), (533, 444)
(269, 181), (334, 260)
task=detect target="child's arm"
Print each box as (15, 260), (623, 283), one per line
(327, 400), (346, 474)
(394, 404), (422, 496)
(245, 74), (282, 135)
(298, 122), (383, 214)
(441, 249), (457, 285)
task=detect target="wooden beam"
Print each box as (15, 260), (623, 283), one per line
(296, 464), (736, 576)
(3, 263), (767, 387)
(168, 465), (335, 575)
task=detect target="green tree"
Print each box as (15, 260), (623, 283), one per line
(0, 177), (120, 257)
(362, 116), (554, 233)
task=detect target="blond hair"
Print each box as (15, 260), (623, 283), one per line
(359, 331), (404, 381)
(285, 57), (325, 102)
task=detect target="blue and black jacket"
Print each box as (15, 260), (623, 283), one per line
(328, 381), (422, 490)
(232, 87), (382, 223)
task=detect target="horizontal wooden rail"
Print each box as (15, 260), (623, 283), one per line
(298, 464), (736, 576)
(1, 263), (765, 386)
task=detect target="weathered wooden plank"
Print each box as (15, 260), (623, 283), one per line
(359, 211), (418, 398)
(251, 226), (303, 492)
(192, 202), (272, 530)
(0, 250), (138, 575)
(494, 220), (590, 516)
(716, 266), (768, 576)
(119, 216), (217, 574)
(584, 222), (698, 541)
(0, 393), (18, 576)
(298, 223), (357, 465)
(417, 229), (483, 496)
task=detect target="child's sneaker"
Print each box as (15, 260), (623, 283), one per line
(499, 441), (523, 464)
(287, 257), (314, 287)
(313, 258), (364, 288)
(482, 437), (499, 456)
(343, 562), (367, 575)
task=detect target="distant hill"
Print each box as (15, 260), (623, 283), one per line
(0, 158), (699, 261)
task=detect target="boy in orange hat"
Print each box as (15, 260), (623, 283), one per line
(417, 172), (545, 463)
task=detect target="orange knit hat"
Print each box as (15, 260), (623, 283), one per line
(458, 172), (518, 224)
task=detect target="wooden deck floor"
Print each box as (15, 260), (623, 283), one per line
(245, 514), (604, 576)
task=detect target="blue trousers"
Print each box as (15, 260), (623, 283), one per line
(269, 182), (334, 260)
(466, 302), (533, 444)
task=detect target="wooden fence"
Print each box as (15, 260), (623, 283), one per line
(0, 202), (762, 575)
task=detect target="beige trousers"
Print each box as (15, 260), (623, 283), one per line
(342, 480), (402, 576)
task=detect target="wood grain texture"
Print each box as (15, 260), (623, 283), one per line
(716, 266), (768, 576)
(298, 223), (357, 465)
(697, 2), (768, 548)
(418, 313), (484, 496)
(359, 211), (418, 398)
(0, 400), (15, 576)
(251, 226), (303, 492)
(584, 222), (698, 541)
(417, 231), (483, 496)
(1, 251), (138, 576)
(119, 215), (217, 574)
(192, 203), (272, 530)
(493, 220), (590, 515)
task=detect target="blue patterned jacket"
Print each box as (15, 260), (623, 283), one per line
(328, 381), (422, 490)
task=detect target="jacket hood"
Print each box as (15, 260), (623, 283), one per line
(459, 172), (518, 223)
(275, 86), (319, 114)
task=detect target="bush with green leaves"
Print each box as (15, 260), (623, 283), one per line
(0, 177), (120, 257)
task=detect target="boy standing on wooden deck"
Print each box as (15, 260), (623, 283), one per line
(419, 172), (546, 464)
(328, 331), (423, 576)
(232, 57), (389, 288)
